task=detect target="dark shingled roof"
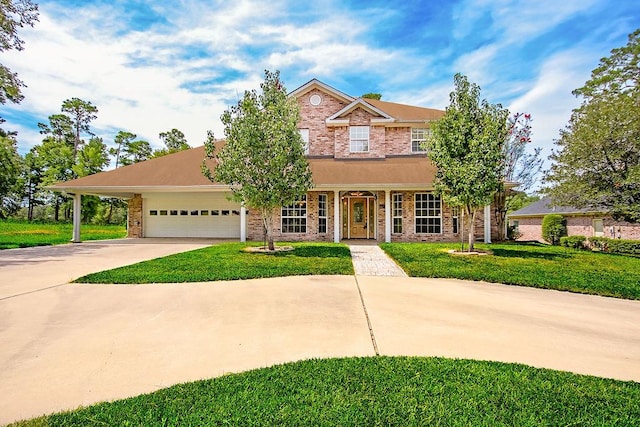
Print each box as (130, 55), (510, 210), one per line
(509, 197), (601, 217)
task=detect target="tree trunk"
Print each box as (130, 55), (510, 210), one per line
(493, 191), (506, 241)
(54, 197), (60, 222)
(467, 208), (477, 252)
(261, 208), (276, 251)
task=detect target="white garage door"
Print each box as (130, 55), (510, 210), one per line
(143, 193), (243, 238)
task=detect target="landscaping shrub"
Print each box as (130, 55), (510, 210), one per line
(589, 237), (640, 255)
(507, 224), (522, 241)
(560, 235), (586, 250)
(541, 214), (566, 245)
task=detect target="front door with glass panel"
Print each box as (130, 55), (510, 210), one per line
(350, 198), (367, 238)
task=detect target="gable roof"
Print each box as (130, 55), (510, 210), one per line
(508, 197), (602, 218)
(289, 79), (354, 104)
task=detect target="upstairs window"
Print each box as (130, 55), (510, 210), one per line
(349, 126), (370, 152)
(411, 128), (430, 153)
(299, 128), (309, 155)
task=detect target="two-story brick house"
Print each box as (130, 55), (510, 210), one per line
(51, 79), (498, 243)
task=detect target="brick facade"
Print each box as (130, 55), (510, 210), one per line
(513, 215), (640, 242)
(246, 190), (498, 243)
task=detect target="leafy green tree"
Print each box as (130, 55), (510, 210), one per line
(0, 0), (38, 114)
(203, 70), (313, 251)
(494, 112), (543, 240)
(362, 93), (382, 100)
(153, 128), (190, 158)
(21, 147), (43, 220)
(36, 136), (74, 221)
(110, 131), (152, 167)
(545, 29), (640, 222)
(542, 214), (566, 245)
(61, 97), (98, 158)
(0, 130), (23, 217)
(427, 73), (509, 251)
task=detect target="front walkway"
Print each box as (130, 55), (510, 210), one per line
(348, 243), (407, 277)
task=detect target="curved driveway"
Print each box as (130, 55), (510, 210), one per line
(1, 240), (639, 425)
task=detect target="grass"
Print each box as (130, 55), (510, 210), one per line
(10, 356), (640, 426)
(380, 242), (640, 300)
(0, 220), (126, 250)
(75, 242), (354, 283)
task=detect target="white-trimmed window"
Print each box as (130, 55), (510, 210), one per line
(411, 128), (430, 153)
(452, 206), (459, 234)
(282, 195), (307, 233)
(392, 193), (403, 234)
(299, 128), (309, 155)
(349, 126), (370, 152)
(318, 194), (327, 233)
(415, 193), (441, 234)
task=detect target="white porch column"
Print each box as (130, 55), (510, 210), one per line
(240, 205), (247, 242)
(333, 191), (340, 243)
(484, 204), (492, 244)
(71, 193), (82, 243)
(384, 190), (391, 243)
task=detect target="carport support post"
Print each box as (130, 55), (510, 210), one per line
(71, 193), (82, 243)
(240, 205), (247, 242)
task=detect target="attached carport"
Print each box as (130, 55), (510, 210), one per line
(48, 146), (248, 242)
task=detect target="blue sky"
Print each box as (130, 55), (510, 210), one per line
(3, 0), (639, 174)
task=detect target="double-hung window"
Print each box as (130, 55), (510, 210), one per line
(318, 194), (327, 233)
(299, 128), (309, 155)
(349, 126), (369, 152)
(415, 193), (441, 234)
(411, 128), (430, 153)
(392, 193), (403, 234)
(282, 195), (307, 233)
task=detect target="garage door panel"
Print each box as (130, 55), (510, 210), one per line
(143, 193), (243, 238)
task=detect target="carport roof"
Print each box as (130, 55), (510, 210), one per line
(49, 145), (438, 198)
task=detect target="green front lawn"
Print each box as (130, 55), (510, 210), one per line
(0, 220), (127, 250)
(75, 242), (353, 283)
(11, 357), (640, 426)
(381, 242), (640, 300)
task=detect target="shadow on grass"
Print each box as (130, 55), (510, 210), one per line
(275, 245), (351, 259)
(490, 247), (572, 261)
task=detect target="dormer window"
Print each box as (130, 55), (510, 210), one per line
(349, 126), (370, 152)
(411, 128), (430, 153)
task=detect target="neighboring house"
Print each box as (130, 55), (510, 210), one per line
(51, 79), (499, 243)
(508, 197), (640, 242)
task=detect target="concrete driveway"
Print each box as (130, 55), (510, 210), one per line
(1, 241), (639, 424)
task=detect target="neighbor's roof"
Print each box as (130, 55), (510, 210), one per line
(49, 145), (438, 197)
(508, 197), (601, 217)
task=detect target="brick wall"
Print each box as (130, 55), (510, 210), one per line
(297, 89), (346, 157)
(127, 194), (143, 238)
(515, 215), (640, 242)
(334, 108), (386, 159)
(247, 192), (335, 242)
(385, 127), (411, 155)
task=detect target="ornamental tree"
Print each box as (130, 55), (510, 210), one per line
(202, 70), (313, 251)
(493, 112), (543, 240)
(544, 29), (640, 222)
(428, 73), (509, 251)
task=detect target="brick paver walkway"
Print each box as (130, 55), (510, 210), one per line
(348, 244), (407, 277)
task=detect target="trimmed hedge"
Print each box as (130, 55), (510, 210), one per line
(589, 237), (640, 255)
(542, 214), (566, 245)
(560, 235), (587, 250)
